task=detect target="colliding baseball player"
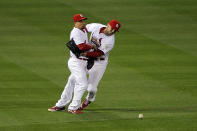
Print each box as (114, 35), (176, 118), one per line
(80, 20), (121, 110)
(48, 14), (97, 114)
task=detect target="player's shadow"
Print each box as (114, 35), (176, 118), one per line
(85, 108), (141, 112)
(85, 106), (196, 112)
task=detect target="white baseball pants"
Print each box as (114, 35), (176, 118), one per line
(55, 58), (88, 110)
(86, 60), (108, 102)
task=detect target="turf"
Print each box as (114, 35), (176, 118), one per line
(0, 0), (197, 130)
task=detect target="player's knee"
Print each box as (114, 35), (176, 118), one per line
(88, 91), (96, 100)
(77, 81), (88, 90)
(68, 75), (75, 82)
(87, 84), (97, 93)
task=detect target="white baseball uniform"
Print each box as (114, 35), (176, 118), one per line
(85, 23), (115, 102)
(55, 27), (89, 110)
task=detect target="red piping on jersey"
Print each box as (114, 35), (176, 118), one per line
(99, 27), (106, 34)
(81, 27), (88, 33)
(86, 49), (104, 58)
(78, 43), (92, 51)
(84, 27), (88, 33)
(99, 38), (102, 45)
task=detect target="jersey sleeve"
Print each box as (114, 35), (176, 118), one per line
(72, 33), (85, 45)
(70, 30), (85, 45)
(99, 36), (115, 54)
(70, 29), (91, 51)
(78, 43), (92, 51)
(86, 23), (103, 33)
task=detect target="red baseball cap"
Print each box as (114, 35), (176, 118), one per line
(109, 20), (121, 31)
(73, 14), (87, 23)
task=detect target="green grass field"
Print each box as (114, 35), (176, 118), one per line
(0, 0), (197, 130)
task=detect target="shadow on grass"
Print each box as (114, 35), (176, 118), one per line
(85, 106), (197, 113)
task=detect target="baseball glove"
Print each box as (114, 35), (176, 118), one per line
(87, 58), (95, 70)
(66, 39), (82, 58)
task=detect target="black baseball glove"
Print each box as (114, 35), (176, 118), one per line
(87, 58), (95, 70)
(66, 38), (82, 58)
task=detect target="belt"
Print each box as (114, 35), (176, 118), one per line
(73, 57), (105, 61)
(78, 58), (88, 61)
(78, 58), (105, 61)
(70, 56), (88, 61)
(95, 58), (105, 61)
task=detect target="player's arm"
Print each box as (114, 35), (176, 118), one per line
(80, 41), (113, 57)
(81, 36), (114, 58)
(86, 23), (103, 33)
(72, 32), (97, 51)
(86, 23), (96, 33)
(78, 43), (98, 51)
(81, 49), (104, 58)
(77, 43), (92, 51)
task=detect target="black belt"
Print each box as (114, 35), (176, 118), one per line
(78, 58), (88, 61)
(95, 58), (105, 61)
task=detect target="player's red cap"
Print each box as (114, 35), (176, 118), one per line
(73, 14), (87, 23)
(109, 20), (121, 31)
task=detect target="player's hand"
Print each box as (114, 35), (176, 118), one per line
(91, 37), (100, 47)
(91, 44), (98, 50)
(80, 52), (87, 56)
(91, 37), (97, 42)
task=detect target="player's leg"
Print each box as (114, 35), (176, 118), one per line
(55, 74), (76, 107)
(87, 63), (107, 101)
(68, 59), (88, 112)
(81, 61), (107, 109)
(48, 58), (76, 112)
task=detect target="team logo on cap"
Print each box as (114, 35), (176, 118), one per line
(80, 14), (83, 17)
(116, 24), (119, 28)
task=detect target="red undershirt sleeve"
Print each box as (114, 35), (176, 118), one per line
(77, 43), (92, 51)
(86, 49), (104, 58)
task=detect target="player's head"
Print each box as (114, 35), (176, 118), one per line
(73, 14), (87, 29)
(104, 20), (121, 36)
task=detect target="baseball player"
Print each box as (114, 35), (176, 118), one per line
(48, 14), (97, 114)
(80, 20), (121, 110)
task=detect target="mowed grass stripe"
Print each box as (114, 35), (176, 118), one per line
(111, 33), (197, 96)
(0, 113), (197, 131)
(0, 55), (63, 102)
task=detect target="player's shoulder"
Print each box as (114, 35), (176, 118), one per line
(70, 27), (84, 36)
(71, 27), (80, 33)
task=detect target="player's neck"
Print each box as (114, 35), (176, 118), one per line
(75, 25), (84, 31)
(103, 29), (111, 36)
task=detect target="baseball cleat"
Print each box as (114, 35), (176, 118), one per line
(68, 109), (83, 114)
(48, 106), (65, 112)
(80, 99), (91, 110)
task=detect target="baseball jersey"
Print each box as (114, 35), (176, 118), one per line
(86, 23), (115, 60)
(70, 27), (88, 59)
